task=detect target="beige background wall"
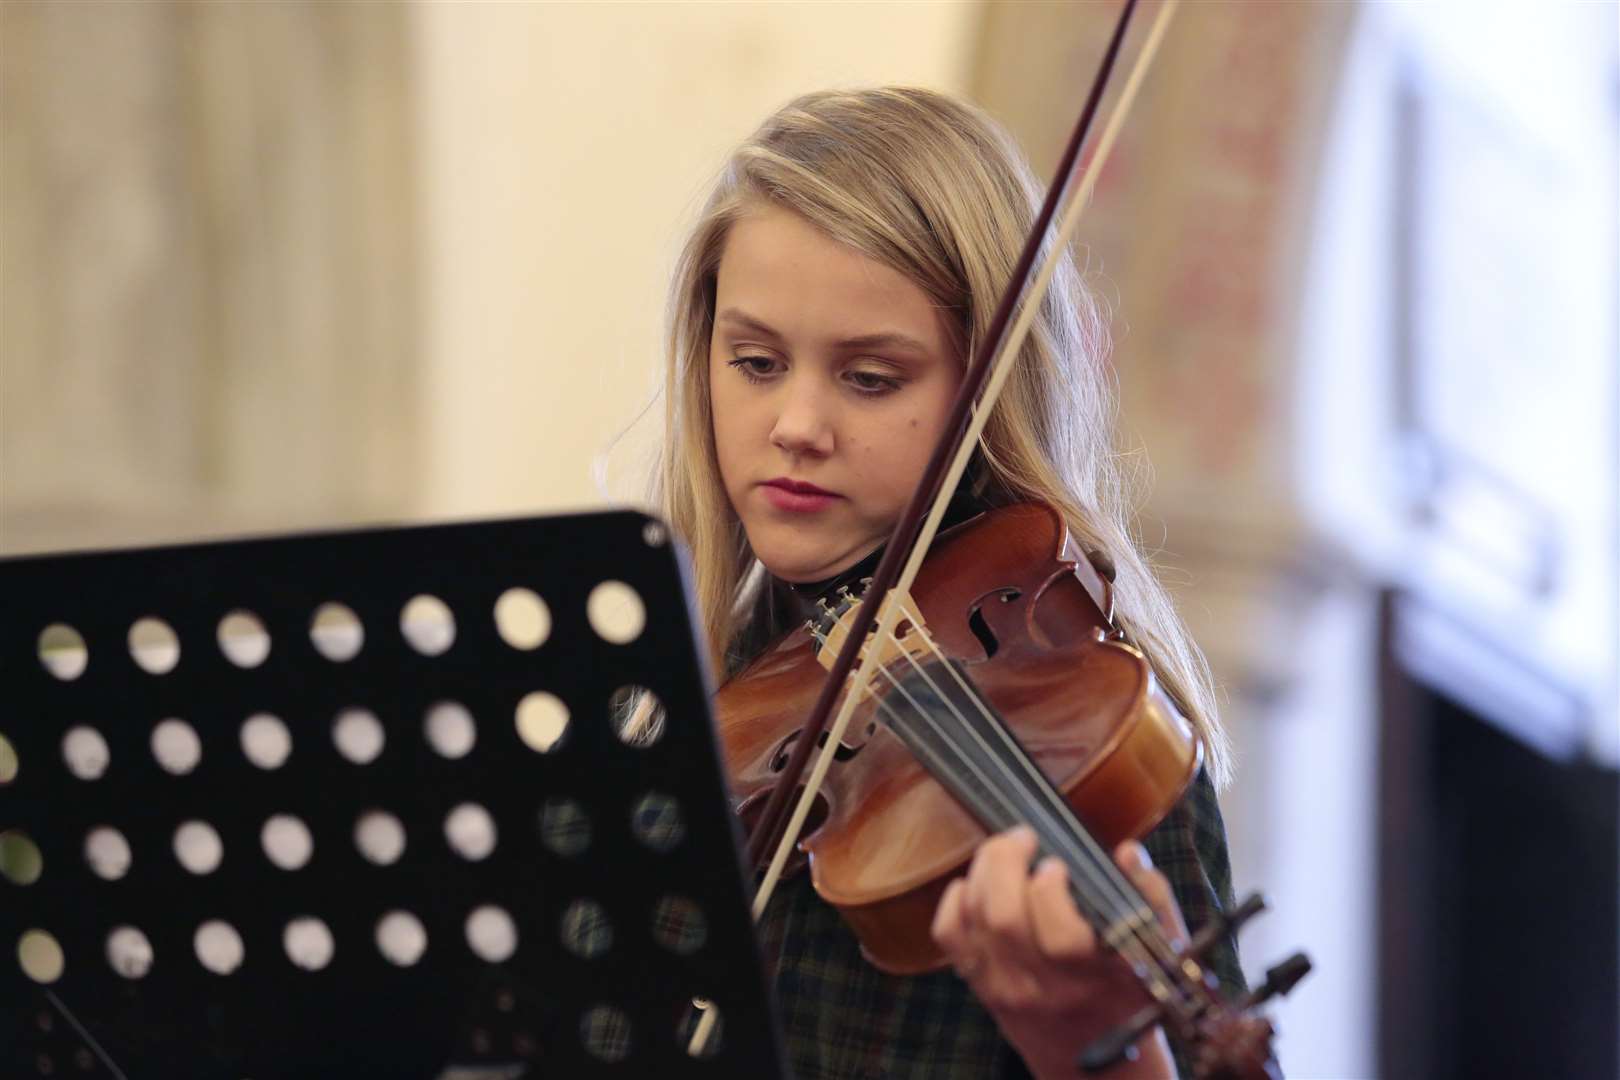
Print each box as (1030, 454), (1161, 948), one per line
(1, 1), (420, 551)
(410, 2), (979, 520)
(0, 1), (980, 550)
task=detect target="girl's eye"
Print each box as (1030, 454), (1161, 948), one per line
(728, 355), (777, 382)
(847, 369), (901, 395)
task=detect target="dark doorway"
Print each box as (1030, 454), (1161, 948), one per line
(1379, 594), (1618, 1080)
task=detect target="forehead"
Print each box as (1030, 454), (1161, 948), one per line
(713, 206), (953, 354)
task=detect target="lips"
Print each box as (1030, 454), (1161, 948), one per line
(763, 478), (837, 497)
(759, 477), (840, 513)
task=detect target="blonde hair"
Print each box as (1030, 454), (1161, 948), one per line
(651, 87), (1229, 786)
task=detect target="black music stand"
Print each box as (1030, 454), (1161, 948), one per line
(0, 510), (786, 1079)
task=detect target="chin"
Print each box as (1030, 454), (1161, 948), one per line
(748, 530), (854, 584)
(752, 549), (831, 585)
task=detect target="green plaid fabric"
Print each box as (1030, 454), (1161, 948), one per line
(754, 768), (1244, 1079)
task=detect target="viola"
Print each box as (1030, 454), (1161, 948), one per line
(714, 502), (1308, 1078)
(716, 501), (1200, 976)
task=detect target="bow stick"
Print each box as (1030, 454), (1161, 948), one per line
(689, 2), (1181, 1057)
(745, 0), (1179, 910)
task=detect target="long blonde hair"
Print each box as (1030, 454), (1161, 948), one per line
(651, 87), (1229, 786)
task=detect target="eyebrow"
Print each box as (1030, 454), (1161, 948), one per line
(715, 308), (934, 357)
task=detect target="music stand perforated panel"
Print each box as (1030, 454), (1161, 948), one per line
(0, 511), (785, 1079)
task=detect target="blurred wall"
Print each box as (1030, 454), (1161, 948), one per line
(1, 1), (979, 551)
(409, 1), (980, 518)
(975, 5), (1369, 1077)
(1, 0), (420, 552)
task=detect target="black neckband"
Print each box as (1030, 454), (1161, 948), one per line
(778, 486), (991, 604)
(784, 544), (886, 601)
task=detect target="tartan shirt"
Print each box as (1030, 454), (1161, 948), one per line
(751, 767), (1245, 1080)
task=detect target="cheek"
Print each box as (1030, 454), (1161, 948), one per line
(880, 393), (955, 495)
(856, 414), (938, 501)
(707, 371), (737, 474)
(708, 370), (761, 490)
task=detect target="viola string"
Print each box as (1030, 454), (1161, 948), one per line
(811, 624), (1178, 1004)
(903, 604), (1201, 997)
(819, 635), (1168, 996)
(874, 595), (1162, 918)
(849, 591), (1195, 998)
(904, 622), (1191, 982)
(883, 630), (1187, 993)
(852, 651), (1177, 1007)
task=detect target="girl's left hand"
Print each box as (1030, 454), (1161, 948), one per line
(931, 825), (1185, 1080)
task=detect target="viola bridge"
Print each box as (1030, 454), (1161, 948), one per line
(810, 586), (933, 685)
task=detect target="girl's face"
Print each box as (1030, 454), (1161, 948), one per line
(709, 206), (961, 583)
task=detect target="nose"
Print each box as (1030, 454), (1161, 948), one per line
(769, 375), (835, 459)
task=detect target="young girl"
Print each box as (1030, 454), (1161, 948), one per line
(651, 87), (1243, 1080)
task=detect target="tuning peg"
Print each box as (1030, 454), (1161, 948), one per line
(1078, 948), (1312, 1075)
(1081, 894), (1308, 1075)
(1187, 892), (1266, 962)
(1240, 953), (1312, 1010)
(1077, 1003), (1162, 1073)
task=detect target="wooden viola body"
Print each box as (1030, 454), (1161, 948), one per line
(714, 502), (1200, 974)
